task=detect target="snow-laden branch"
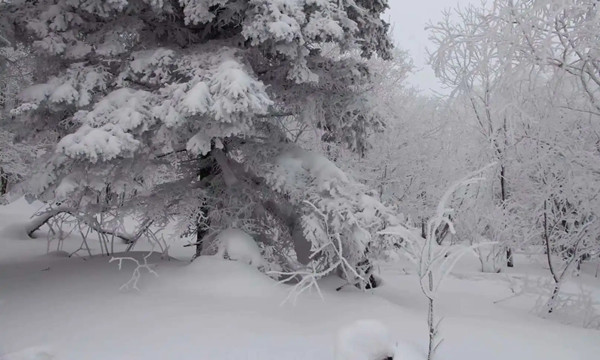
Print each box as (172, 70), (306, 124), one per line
(25, 205), (151, 248)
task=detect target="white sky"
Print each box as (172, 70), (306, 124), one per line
(385, 0), (473, 95)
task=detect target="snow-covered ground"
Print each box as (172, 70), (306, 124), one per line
(1, 199), (599, 360)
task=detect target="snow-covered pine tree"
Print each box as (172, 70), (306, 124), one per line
(1, 0), (397, 285)
(0, 28), (42, 199)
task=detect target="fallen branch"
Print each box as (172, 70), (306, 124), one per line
(110, 251), (159, 291)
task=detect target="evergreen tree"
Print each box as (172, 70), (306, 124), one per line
(1, 0), (396, 284)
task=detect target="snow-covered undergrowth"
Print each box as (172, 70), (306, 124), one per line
(1, 200), (599, 360)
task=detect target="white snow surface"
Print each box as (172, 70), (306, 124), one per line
(1, 199), (599, 360)
(335, 319), (394, 360)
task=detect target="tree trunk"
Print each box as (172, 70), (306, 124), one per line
(192, 153), (217, 259)
(426, 271), (437, 360)
(263, 199), (312, 265)
(543, 199), (560, 314)
(0, 167), (7, 196)
(378, 165), (387, 199)
(291, 217), (312, 265)
(547, 282), (560, 314)
(195, 211), (208, 258)
(427, 296), (437, 360)
(195, 226), (204, 258)
(500, 163), (513, 267)
(506, 248), (514, 267)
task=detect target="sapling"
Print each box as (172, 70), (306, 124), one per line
(380, 164), (495, 360)
(542, 199), (596, 313)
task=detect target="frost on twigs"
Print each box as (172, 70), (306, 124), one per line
(540, 286), (600, 330)
(269, 230), (363, 306)
(503, 274), (600, 330)
(380, 164), (497, 298)
(260, 147), (398, 299)
(110, 251), (159, 291)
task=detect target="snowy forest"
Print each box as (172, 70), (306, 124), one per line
(0, 0), (599, 359)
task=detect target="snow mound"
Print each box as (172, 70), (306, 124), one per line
(43, 250), (70, 258)
(1, 347), (54, 360)
(0, 198), (50, 262)
(167, 256), (281, 299)
(0, 197), (45, 237)
(0, 221), (30, 242)
(215, 228), (265, 268)
(335, 319), (395, 360)
(0, 196), (43, 217)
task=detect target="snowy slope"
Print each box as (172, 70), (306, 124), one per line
(1, 200), (599, 360)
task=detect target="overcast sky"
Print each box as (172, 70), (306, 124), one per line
(385, 1), (472, 94)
